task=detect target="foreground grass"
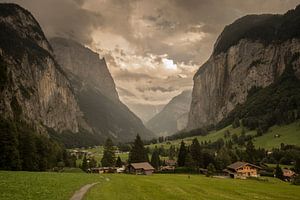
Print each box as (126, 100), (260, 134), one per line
(0, 171), (102, 200)
(86, 174), (300, 200)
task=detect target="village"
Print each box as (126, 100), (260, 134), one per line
(69, 136), (298, 183)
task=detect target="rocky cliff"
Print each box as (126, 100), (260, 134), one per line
(147, 90), (191, 136)
(0, 4), (86, 134)
(50, 38), (153, 141)
(187, 5), (300, 130)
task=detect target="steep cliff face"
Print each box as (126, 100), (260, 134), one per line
(146, 90), (191, 136)
(50, 38), (153, 141)
(0, 4), (85, 133)
(187, 5), (300, 130)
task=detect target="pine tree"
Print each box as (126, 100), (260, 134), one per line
(190, 138), (202, 168)
(0, 119), (21, 170)
(177, 141), (187, 167)
(128, 134), (148, 163)
(116, 156), (123, 168)
(295, 158), (300, 174)
(184, 151), (194, 168)
(245, 140), (256, 163)
(81, 155), (88, 172)
(207, 163), (216, 177)
(275, 164), (284, 180)
(168, 145), (176, 160)
(101, 138), (116, 167)
(150, 147), (160, 170)
(18, 129), (38, 171)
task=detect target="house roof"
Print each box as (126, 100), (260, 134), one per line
(129, 162), (154, 170)
(282, 169), (296, 177)
(227, 161), (262, 170)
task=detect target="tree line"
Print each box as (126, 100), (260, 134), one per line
(0, 118), (76, 171)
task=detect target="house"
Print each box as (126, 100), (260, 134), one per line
(165, 159), (177, 166)
(126, 162), (155, 175)
(282, 169), (296, 181)
(224, 161), (262, 179)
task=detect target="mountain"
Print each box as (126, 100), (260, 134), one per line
(125, 103), (165, 123)
(146, 90), (192, 136)
(50, 37), (153, 142)
(187, 5), (300, 130)
(0, 3), (88, 135)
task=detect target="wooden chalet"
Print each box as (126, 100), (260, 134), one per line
(127, 162), (155, 175)
(224, 161), (262, 179)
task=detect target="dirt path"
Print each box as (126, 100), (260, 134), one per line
(70, 182), (99, 200)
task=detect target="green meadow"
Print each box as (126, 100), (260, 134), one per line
(86, 174), (300, 200)
(1, 171), (299, 200)
(0, 171), (101, 200)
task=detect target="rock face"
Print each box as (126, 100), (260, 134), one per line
(146, 90), (192, 136)
(187, 5), (300, 130)
(50, 37), (153, 141)
(0, 4), (85, 134)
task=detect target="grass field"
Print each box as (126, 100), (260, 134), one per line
(0, 171), (102, 200)
(1, 171), (299, 200)
(85, 174), (300, 200)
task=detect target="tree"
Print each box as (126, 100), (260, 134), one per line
(190, 138), (202, 168)
(177, 141), (187, 167)
(294, 158), (300, 174)
(275, 164), (284, 180)
(184, 151), (195, 168)
(101, 138), (116, 167)
(0, 119), (21, 170)
(89, 157), (97, 168)
(150, 147), (160, 170)
(232, 118), (240, 128)
(245, 140), (256, 163)
(215, 147), (232, 170)
(207, 163), (216, 177)
(81, 155), (88, 172)
(116, 156), (123, 168)
(168, 145), (176, 160)
(128, 134), (148, 163)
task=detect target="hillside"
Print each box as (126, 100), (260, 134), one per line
(146, 90), (192, 136)
(50, 38), (154, 142)
(149, 121), (300, 150)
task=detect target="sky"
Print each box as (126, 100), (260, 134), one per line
(2, 0), (300, 121)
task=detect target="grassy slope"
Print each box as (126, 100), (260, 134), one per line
(254, 121), (300, 149)
(148, 121), (300, 150)
(0, 171), (102, 200)
(85, 174), (300, 200)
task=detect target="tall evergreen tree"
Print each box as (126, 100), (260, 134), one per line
(150, 147), (160, 170)
(177, 141), (187, 167)
(207, 163), (216, 177)
(18, 129), (38, 171)
(168, 145), (176, 160)
(81, 155), (88, 172)
(101, 138), (116, 167)
(245, 140), (256, 163)
(115, 156), (123, 168)
(275, 164), (284, 180)
(128, 134), (149, 163)
(184, 150), (195, 168)
(190, 138), (202, 168)
(0, 119), (20, 170)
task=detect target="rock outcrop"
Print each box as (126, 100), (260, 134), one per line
(187, 5), (300, 130)
(50, 37), (153, 141)
(0, 4), (86, 134)
(146, 90), (191, 136)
